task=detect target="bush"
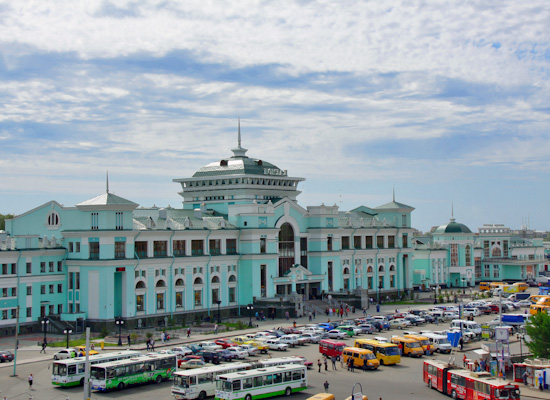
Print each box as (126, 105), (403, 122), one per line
(100, 326), (109, 338)
(130, 333), (139, 343)
(146, 332), (153, 339)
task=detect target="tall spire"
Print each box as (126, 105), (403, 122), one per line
(106, 170), (109, 193)
(450, 201), (455, 222)
(393, 184), (395, 202)
(231, 118), (248, 158)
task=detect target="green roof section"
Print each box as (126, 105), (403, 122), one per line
(433, 219), (472, 234)
(76, 192), (138, 207)
(192, 157), (284, 178)
(374, 200), (414, 210)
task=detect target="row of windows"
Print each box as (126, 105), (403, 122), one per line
(135, 275), (237, 290)
(339, 235), (404, 250)
(135, 287), (237, 312)
(2, 262), (63, 275)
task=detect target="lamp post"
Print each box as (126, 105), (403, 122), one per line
(462, 277), (466, 295)
(41, 316), (49, 345)
(115, 317), (124, 346)
(247, 304), (254, 327)
(216, 300), (222, 324)
(63, 327), (72, 349)
(378, 282), (383, 304)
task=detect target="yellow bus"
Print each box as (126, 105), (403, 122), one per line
(390, 336), (424, 358)
(342, 347), (379, 370)
(353, 339), (401, 366)
(404, 334), (431, 354)
(530, 304), (550, 315)
(489, 282), (504, 290)
(479, 282), (490, 291)
(513, 282), (529, 292)
(529, 295), (550, 304)
(306, 394), (335, 400)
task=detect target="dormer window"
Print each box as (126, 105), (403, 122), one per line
(220, 160), (228, 166)
(46, 211), (60, 229)
(257, 160), (263, 165)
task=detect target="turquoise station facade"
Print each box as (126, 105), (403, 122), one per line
(0, 132), (543, 334)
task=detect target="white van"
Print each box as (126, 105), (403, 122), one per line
(279, 334), (299, 347)
(449, 319), (482, 335)
(423, 333), (452, 354)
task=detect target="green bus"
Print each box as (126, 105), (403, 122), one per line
(90, 353), (177, 391)
(52, 350), (141, 387)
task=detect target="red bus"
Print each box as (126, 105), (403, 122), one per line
(319, 339), (346, 360)
(423, 360), (520, 400)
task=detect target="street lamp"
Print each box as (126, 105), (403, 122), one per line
(115, 317), (124, 346)
(246, 304), (254, 327)
(63, 327), (72, 349)
(215, 300), (222, 324)
(378, 282), (383, 304)
(41, 316), (49, 345)
(462, 277), (466, 295)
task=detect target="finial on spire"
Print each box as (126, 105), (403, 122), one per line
(106, 170), (109, 193)
(231, 118), (248, 158)
(450, 201), (455, 222)
(393, 184), (395, 202)
(238, 117), (241, 149)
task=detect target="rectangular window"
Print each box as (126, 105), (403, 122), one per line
(368, 276), (373, 290)
(229, 287), (236, 303)
(115, 212), (124, 230)
(75, 242), (80, 252)
(115, 241), (126, 259)
(11, 287), (16, 296)
(209, 239), (221, 255)
(11, 263), (16, 274)
(176, 291), (183, 307)
(49, 305), (54, 314)
(194, 289), (202, 306)
(475, 258), (482, 278)
(260, 237), (267, 254)
(212, 288), (219, 303)
(49, 261), (54, 272)
(68, 272), (74, 290)
(153, 241), (168, 257)
(483, 241), (490, 257)
(91, 212), (99, 230)
(300, 237), (308, 267)
(136, 294), (144, 312)
(191, 240), (204, 256)
(173, 240), (186, 256)
(365, 236), (373, 249)
(341, 236), (349, 250)
(503, 241), (509, 257)
(11, 309), (16, 318)
(40, 262), (46, 273)
(388, 236), (395, 249)
(57, 284), (62, 293)
(450, 244), (458, 267)
(376, 236), (384, 249)
(75, 272), (80, 290)
(226, 239), (237, 255)
(484, 265), (490, 278)
(49, 285), (54, 294)
(57, 304), (63, 314)
(156, 293), (165, 310)
(69, 242), (74, 253)
(402, 214), (407, 227)
(27, 286), (32, 295)
(26, 262), (32, 274)
(27, 307), (32, 318)
(354, 236), (361, 249)
(69, 303), (73, 313)
(493, 265), (499, 278)
(402, 234), (408, 248)
(89, 241), (100, 260)
(41, 285), (46, 294)
(390, 275), (395, 288)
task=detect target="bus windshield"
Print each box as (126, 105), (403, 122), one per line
(385, 347), (400, 356)
(419, 340), (430, 346)
(90, 367), (105, 380)
(363, 353), (376, 360)
(496, 388), (520, 399)
(336, 345), (345, 352)
(52, 363), (67, 377)
(405, 342), (421, 349)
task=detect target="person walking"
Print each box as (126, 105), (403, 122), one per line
(127, 335), (131, 347)
(350, 358), (355, 372)
(376, 304), (380, 313)
(214, 324), (219, 335)
(331, 356), (337, 371)
(318, 359), (322, 373)
(146, 339), (150, 351)
(28, 373), (33, 390)
(426, 344), (431, 356)
(463, 354), (467, 367)
(323, 380), (330, 393)
(151, 338), (155, 351)
(324, 357), (328, 371)
(40, 341), (47, 354)
(187, 327), (191, 338)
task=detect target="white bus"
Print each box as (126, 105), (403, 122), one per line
(172, 362), (253, 400)
(256, 356), (306, 369)
(215, 365), (308, 400)
(51, 350), (141, 387)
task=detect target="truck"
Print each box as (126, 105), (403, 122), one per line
(501, 314), (530, 326)
(507, 293), (531, 302)
(502, 284), (519, 293)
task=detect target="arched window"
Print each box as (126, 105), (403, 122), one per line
(156, 280), (166, 288)
(389, 265), (395, 272)
(228, 275), (237, 282)
(367, 266), (373, 273)
(278, 223), (295, 276)
(343, 267), (350, 275)
(46, 211), (60, 228)
(135, 281), (146, 289)
(175, 278), (184, 286)
(194, 277), (203, 285)
(378, 265), (384, 273)
(211, 276), (220, 284)
(492, 247), (501, 257)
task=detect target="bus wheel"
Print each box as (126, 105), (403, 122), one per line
(285, 387), (292, 396)
(246, 395), (252, 400)
(156, 374), (162, 384)
(79, 378), (85, 386)
(380, 360), (384, 365)
(198, 391), (207, 400)
(118, 382), (125, 391)
(451, 390), (457, 399)
(428, 380), (432, 389)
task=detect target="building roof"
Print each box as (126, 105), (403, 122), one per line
(76, 192), (138, 207)
(375, 200), (414, 210)
(433, 218), (472, 234)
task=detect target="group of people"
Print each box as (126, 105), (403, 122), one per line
(145, 338), (155, 351)
(324, 306), (351, 318)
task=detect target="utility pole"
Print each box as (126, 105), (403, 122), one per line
(11, 305), (20, 377)
(83, 327), (91, 400)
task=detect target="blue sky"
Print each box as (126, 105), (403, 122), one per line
(1, 1), (549, 233)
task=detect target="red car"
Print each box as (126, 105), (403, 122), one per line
(487, 304), (500, 313)
(214, 339), (238, 349)
(177, 355), (204, 367)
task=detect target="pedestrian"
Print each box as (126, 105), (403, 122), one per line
(459, 337), (464, 351)
(309, 312), (312, 321)
(161, 332), (166, 344)
(40, 341), (47, 354)
(146, 339), (150, 351)
(324, 357), (328, 371)
(127, 335), (131, 347)
(435, 316), (439, 325)
(340, 355), (344, 368)
(398, 343), (403, 356)
(376, 304), (380, 313)
(293, 320), (297, 328)
(522, 371), (528, 385)
(187, 327), (191, 338)
(426, 344), (431, 356)
(214, 324), (219, 334)
(347, 358), (351, 371)
(151, 338), (155, 351)
(313, 310), (316, 319)
(350, 358), (355, 372)
(285, 311), (290, 320)
(90, 343), (95, 350)
(331, 356), (337, 371)
(463, 354), (467, 367)
(324, 380), (330, 393)
(28, 373), (33, 389)
(166, 333), (170, 342)
(318, 359), (322, 373)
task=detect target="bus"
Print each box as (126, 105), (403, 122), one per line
(173, 362), (253, 400)
(257, 357), (307, 369)
(354, 339), (401, 365)
(404, 334), (432, 354)
(90, 353), (177, 391)
(423, 359), (520, 400)
(479, 282), (491, 291)
(391, 336), (423, 358)
(490, 282), (505, 291)
(513, 282), (528, 292)
(319, 339), (346, 360)
(52, 350), (141, 387)
(215, 364), (308, 400)
(342, 347), (379, 370)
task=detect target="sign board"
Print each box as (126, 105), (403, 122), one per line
(482, 325), (491, 339)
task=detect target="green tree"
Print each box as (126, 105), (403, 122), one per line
(525, 312), (550, 358)
(0, 214), (15, 230)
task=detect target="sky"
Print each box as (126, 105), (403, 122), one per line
(0, 1), (549, 233)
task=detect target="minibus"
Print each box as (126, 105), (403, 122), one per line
(390, 336), (424, 358)
(319, 339), (346, 360)
(342, 347), (379, 370)
(353, 339), (401, 365)
(404, 334), (431, 354)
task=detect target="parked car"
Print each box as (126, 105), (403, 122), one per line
(300, 332), (322, 343)
(0, 351), (14, 362)
(177, 355), (204, 367)
(263, 339), (289, 351)
(356, 324), (375, 334)
(198, 341), (222, 351)
(187, 344), (203, 354)
(279, 335), (299, 347)
(389, 319), (409, 329)
(238, 344), (258, 356)
(53, 349), (77, 360)
(196, 350), (221, 364)
(215, 349), (238, 362)
(516, 300), (533, 308)
(225, 346), (249, 359)
(463, 308), (481, 317)
(403, 315), (423, 326)
(244, 340), (270, 354)
(326, 329), (347, 339)
(214, 339), (239, 349)
(171, 346), (193, 358)
(254, 332), (277, 340)
(179, 359), (213, 369)
(73, 346), (99, 356)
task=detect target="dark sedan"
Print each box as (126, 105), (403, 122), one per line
(0, 351), (14, 362)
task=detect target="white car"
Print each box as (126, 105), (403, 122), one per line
(238, 344), (259, 356)
(515, 300), (532, 308)
(53, 349), (77, 360)
(402, 330), (419, 336)
(226, 346), (248, 359)
(279, 335), (299, 347)
(198, 341), (222, 351)
(326, 329), (347, 339)
(300, 333), (322, 343)
(463, 308), (481, 317)
(254, 332), (277, 340)
(389, 319), (410, 329)
(263, 339), (289, 351)
(171, 346), (193, 358)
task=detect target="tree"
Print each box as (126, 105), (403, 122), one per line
(525, 312), (550, 358)
(0, 214), (15, 231)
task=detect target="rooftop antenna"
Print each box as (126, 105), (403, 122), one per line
(238, 117), (241, 149)
(231, 118), (248, 158)
(106, 170), (109, 193)
(450, 201), (455, 222)
(393, 184), (395, 202)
